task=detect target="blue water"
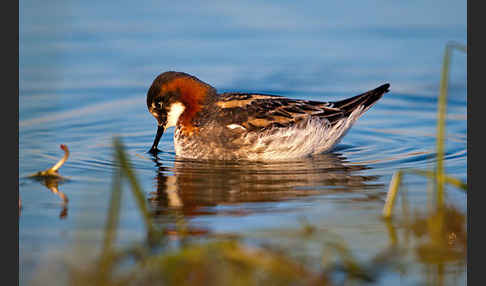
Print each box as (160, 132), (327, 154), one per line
(19, 1), (467, 285)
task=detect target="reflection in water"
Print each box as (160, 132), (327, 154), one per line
(32, 176), (69, 219)
(323, 203), (466, 285)
(409, 205), (466, 286)
(148, 153), (382, 218)
(381, 184), (467, 286)
(21, 144), (70, 219)
(142, 152), (465, 284)
(29, 143), (466, 286)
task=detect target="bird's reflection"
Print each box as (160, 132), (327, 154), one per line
(148, 153), (382, 219)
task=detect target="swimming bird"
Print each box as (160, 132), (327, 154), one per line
(147, 71), (390, 160)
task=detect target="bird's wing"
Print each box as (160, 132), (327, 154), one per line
(213, 84), (390, 131)
(213, 93), (344, 131)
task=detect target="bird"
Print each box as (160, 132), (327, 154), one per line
(147, 71), (390, 161)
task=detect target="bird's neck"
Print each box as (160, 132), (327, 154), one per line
(165, 77), (217, 132)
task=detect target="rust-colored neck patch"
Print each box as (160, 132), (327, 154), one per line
(161, 76), (212, 132)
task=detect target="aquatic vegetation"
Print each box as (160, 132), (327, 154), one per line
(435, 42), (468, 201)
(57, 140), (392, 285)
(29, 144), (70, 179)
(383, 42), (467, 219)
(22, 144), (70, 218)
(55, 137), (464, 286)
(378, 41), (467, 286)
(38, 176), (69, 219)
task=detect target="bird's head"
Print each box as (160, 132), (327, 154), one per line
(146, 71), (216, 153)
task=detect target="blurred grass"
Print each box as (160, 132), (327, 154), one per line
(114, 139), (162, 243)
(436, 42), (467, 205)
(383, 170), (402, 218)
(378, 42), (467, 285)
(96, 162), (122, 285)
(60, 136), (464, 286)
(63, 138), (413, 286)
(71, 139), (328, 285)
(383, 42), (467, 219)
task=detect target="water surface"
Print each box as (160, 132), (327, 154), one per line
(19, 1), (466, 285)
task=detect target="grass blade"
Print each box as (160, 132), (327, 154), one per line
(436, 42), (467, 206)
(407, 169), (467, 191)
(97, 156), (123, 285)
(383, 171), (402, 218)
(113, 138), (156, 239)
(436, 45), (450, 206)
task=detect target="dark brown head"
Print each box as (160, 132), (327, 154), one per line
(147, 71), (217, 129)
(146, 71), (217, 152)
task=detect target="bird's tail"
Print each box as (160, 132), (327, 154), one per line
(332, 83), (390, 115)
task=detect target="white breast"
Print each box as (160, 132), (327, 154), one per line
(166, 102), (186, 127)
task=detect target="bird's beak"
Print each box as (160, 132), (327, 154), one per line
(149, 125), (165, 154)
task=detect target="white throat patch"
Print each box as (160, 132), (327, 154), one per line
(166, 102), (186, 128)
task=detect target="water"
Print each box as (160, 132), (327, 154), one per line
(19, 1), (467, 285)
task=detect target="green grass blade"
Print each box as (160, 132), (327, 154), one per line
(102, 168), (122, 253)
(96, 151), (123, 285)
(113, 138), (156, 239)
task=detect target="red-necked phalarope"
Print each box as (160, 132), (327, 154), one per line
(147, 71), (390, 160)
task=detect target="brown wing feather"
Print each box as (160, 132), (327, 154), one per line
(213, 93), (345, 131)
(211, 83), (390, 132)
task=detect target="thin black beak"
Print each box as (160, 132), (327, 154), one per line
(149, 125), (165, 154)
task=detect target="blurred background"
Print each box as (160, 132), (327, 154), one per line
(20, 0), (466, 97)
